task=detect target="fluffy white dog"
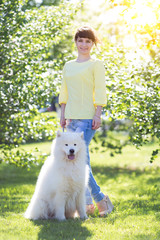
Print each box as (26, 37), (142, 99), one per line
(24, 131), (88, 221)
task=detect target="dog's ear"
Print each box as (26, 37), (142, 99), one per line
(80, 132), (84, 139)
(57, 130), (62, 137)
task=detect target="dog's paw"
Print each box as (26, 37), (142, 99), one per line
(55, 215), (66, 221)
(80, 214), (88, 220)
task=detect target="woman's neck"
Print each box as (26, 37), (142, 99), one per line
(76, 54), (91, 63)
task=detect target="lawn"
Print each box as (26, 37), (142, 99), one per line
(0, 140), (160, 240)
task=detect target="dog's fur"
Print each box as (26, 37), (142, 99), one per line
(24, 131), (88, 221)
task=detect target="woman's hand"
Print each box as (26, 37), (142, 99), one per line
(92, 105), (102, 130)
(92, 115), (101, 130)
(60, 115), (66, 128)
(60, 103), (66, 128)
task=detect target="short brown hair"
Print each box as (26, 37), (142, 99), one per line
(74, 26), (99, 46)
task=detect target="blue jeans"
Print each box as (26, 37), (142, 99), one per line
(67, 119), (105, 204)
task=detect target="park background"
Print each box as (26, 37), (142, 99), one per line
(0, 0), (160, 239)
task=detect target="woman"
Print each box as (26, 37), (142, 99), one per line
(59, 26), (114, 216)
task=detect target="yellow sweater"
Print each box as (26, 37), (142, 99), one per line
(59, 58), (107, 119)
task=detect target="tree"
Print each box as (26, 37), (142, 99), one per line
(95, 0), (160, 161)
(102, 44), (160, 162)
(0, 0), (77, 167)
(25, 0), (61, 9)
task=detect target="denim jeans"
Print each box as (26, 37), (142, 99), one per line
(67, 119), (105, 204)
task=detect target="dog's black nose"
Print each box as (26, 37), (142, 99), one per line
(69, 149), (75, 154)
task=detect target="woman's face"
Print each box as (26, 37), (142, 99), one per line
(75, 37), (94, 55)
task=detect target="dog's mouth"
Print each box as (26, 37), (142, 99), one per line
(67, 154), (75, 160)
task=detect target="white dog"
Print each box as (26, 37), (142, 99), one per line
(24, 131), (88, 221)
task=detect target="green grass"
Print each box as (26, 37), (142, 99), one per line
(0, 141), (160, 240)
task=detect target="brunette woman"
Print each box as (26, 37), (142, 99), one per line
(59, 26), (114, 216)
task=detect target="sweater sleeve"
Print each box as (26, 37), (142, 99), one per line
(59, 64), (68, 105)
(93, 60), (107, 107)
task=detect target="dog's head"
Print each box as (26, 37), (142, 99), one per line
(56, 131), (85, 161)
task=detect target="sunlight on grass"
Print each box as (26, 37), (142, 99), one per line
(0, 140), (160, 240)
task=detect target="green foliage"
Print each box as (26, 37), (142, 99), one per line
(1, 148), (46, 169)
(0, 0), (75, 117)
(0, 112), (58, 168)
(0, 0), (77, 167)
(2, 112), (58, 145)
(91, 128), (129, 158)
(94, 42), (160, 161)
(25, 0), (61, 9)
(89, 0), (160, 161)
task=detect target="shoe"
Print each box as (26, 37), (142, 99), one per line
(96, 195), (114, 216)
(86, 204), (95, 215)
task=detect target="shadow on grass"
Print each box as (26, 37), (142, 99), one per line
(0, 163), (160, 221)
(32, 218), (92, 240)
(1, 162), (159, 186)
(92, 165), (148, 180)
(91, 165), (160, 189)
(0, 163), (42, 185)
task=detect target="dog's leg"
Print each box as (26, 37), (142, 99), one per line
(65, 209), (76, 219)
(54, 194), (66, 221)
(76, 191), (88, 220)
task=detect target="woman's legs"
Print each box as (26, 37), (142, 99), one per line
(66, 119), (104, 204)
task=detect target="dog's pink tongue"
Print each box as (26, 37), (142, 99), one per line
(68, 155), (75, 160)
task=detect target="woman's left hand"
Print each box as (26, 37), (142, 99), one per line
(92, 115), (101, 130)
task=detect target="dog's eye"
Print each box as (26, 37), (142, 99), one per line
(74, 144), (76, 146)
(65, 144), (68, 146)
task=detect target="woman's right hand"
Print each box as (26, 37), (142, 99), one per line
(60, 103), (66, 128)
(60, 115), (66, 128)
